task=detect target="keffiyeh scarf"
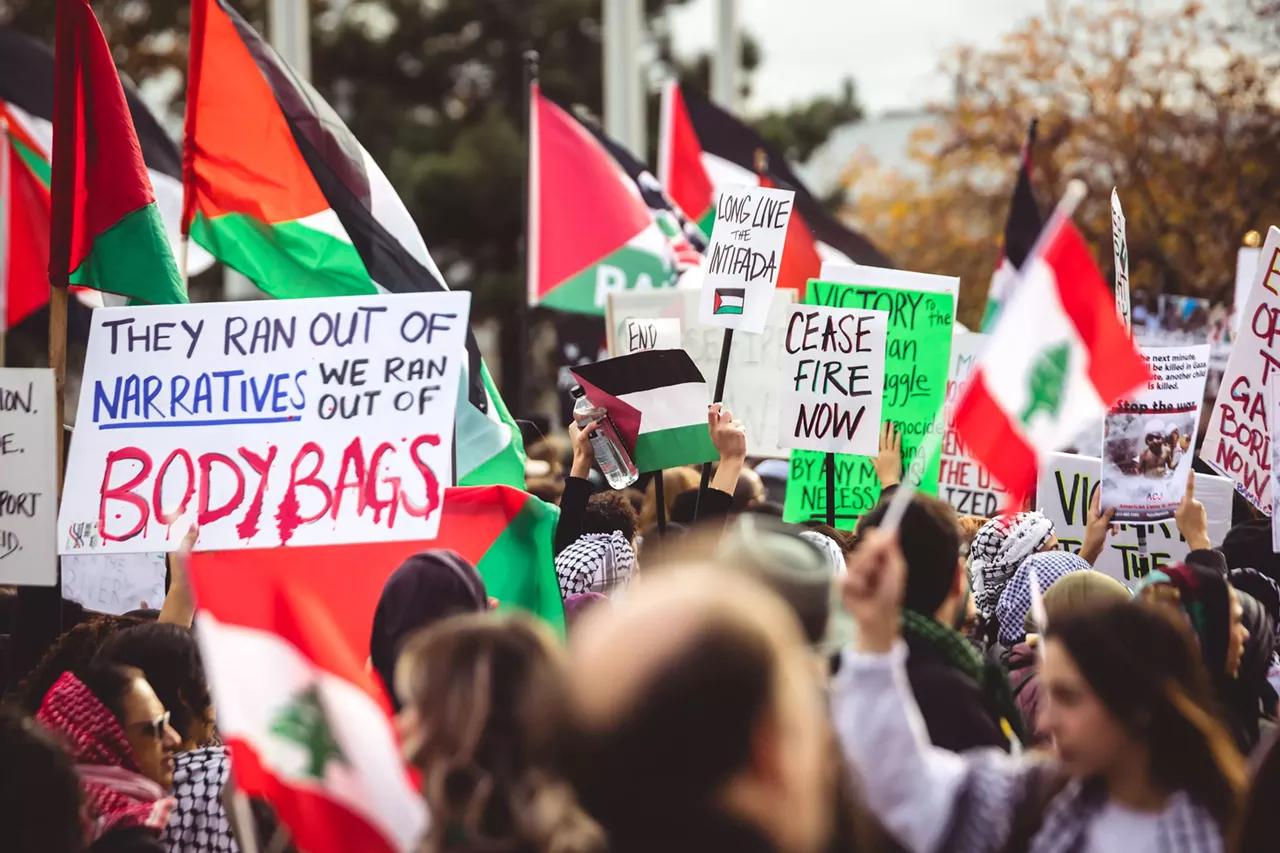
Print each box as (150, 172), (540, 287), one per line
(971, 512), (1056, 616)
(163, 745), (238, 853)
(996, 551), (1093, 646)
(555, 532), (636, 598)
(37, 672), (175, 842)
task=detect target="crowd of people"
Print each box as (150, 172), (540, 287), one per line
(6, 406), (1280, 853)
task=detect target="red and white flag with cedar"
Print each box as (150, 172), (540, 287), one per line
(952, 217), (1150, 504)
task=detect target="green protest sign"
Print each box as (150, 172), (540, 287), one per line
(782, 280), (954, 529)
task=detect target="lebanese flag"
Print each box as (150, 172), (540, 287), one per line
(981, 119), (1043, 332)
(50, 0), (186, 304)
(952, 219), (1149, 504)
(527, 84), (670, 314)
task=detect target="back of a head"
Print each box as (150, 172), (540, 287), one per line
(1045, 602), (1245, 826)
(11, 615), (144, 716)
(583, 490), (639, 543)
(395, 613), (602, 853)
(1030, 570), (1130, 633)
(0, 707), (85, 853)
(640, 468), (701, 530)
(95, 622), (211, 745)
(370, 550), (487, 710)
(858, 495), (960, 616)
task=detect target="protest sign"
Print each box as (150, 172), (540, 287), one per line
(1201, 226), (1280, 513)
(58, 292), (471, 553)
(622, 318), (682, 353)
(1101, 346), (1209, 523)
(607, 289), (797, 458)
(0, 369), (57, 585)
(62, 552), (167, 615)
(1038, 452), (1232, 589)
(699, 185), (795, 333)
(1112, 189), (1130, 331)
(777, 305), (887, 455)
(941, 334), (1014, 517)
(783, 280), (954, 528)
(818, 262), (958, 311)
(1236, 246), (1262, 334)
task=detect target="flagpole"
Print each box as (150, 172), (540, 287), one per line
(880, 180), (1089, 534)
(517, 49), (539, 422)
(825, 452), (836, 527)
(0, 116), (9, 368)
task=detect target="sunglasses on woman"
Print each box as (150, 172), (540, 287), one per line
(129, 711), (171, 740)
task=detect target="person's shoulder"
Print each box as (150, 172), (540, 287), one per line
(90, 826), (166, 853)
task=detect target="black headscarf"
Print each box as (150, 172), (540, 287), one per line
(369, 550), (487, 710)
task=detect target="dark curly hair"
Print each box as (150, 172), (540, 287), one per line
(583, 491), (639, 544)
(8, 615), (144, 716)
(95, 622), (213, 746)
(0, 705), (84, 853)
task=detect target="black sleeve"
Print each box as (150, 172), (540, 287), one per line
(554, 476), (593, 556)
(1186, 548), (1229, 576)
(694, 486), (735, 522)
(90, 827), (166, 853)
(908, 665), (1010, 754)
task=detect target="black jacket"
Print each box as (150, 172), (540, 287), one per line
(904, 631), (1011, 754)
(553, 476), (734, 555)
(90, 827), (166, 853)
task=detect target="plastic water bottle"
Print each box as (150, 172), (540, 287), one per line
(571, 385), (639, 490)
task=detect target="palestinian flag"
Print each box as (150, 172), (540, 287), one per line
(50, 0), (186, 304)
(183, 0), (525, 488)
(528, 84), (678, 314)
(0, 27), (212, 325)
(571, 349), (716, 472)
(953, 219), (1149, 505)
(981, 119), (1043, 332)
(187, 486), (563, 853)
(657, 81), (890, 275)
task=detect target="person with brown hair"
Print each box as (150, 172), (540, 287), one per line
(838, 529), (1247, 853)
(394, 613), (603, 853)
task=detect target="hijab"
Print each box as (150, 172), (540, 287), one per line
(1138, 563), (1233, 682)
(995, 551), (1092, 647)
(369, 550), (488, 710)
(37, 671), (174, 842)
(970, 512), (1055, 616)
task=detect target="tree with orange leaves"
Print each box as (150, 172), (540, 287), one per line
(842, 0), (1280, 331)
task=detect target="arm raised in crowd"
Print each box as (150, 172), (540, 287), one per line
(159, 526), (198, 628)
(554, 420), (598, 555)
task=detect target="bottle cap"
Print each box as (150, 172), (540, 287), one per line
(570, 385), (585, 398)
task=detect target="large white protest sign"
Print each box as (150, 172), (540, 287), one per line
(940, 334), (1015, 517)
(0, 369), (57, 585)
(1101, 346), (1209, 523)
(777, 305), (887, 455)
(1038, 452), (1232, 589)
(699, 185), (794, 333)
(622, 318), (682, 353)
(607, 289), (796, 458)
(58, 292), (471, 553)
(818, 262), (958, 311)
(1202, 226), (1280, 513)
(62, 553), (167, 615)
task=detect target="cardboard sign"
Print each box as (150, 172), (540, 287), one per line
(941, 334), (1014, 517)
(622, 318), (682, 353)
(606, 289), (797, 458)
(0, 369), (58, 585)
(1038, 452), (1232, 589)
(1201, 226), (1280, 513)
(1101, 346), (1209, 523)
(699, 185), (795, 333)
(778, 305), (887, 455)
(62, 552), (167, 615)
(818, 262), (958, 311)
(58, 293), (471, 553)
(783, 280), (954, 528)
(1112, 189), (1130, 331)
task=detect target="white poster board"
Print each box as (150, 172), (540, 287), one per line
(0, 369), (58, 585)
(622, 318), (682, 353)
(1101, 346), (1209, 523)
(941, 334), (1014, 516)
(1037, 452), (1232, 589)
(62, 552), (167, 615)
(818, 262), (958, 311)
(1201, 226), (1280, 513)
(58, 292), (471, 553)
(777, 306), (887, 455)
(699, 185), (794, 333)
(608, 289), (797, 458)
(1236, 246), (1262, 334)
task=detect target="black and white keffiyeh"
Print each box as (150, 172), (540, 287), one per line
(555, 532), (636, 598)
(162, 745), (237, 853)
(970, 512), (1055, 617)
(995, 551), (1092, 646)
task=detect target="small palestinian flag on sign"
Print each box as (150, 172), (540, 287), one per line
(713, 288), (745, 315)
(571, 350), (717, 472)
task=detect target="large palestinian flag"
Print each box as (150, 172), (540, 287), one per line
(528, 84), (679, 314)
(50, 0), (185, 304)
(571, 349), (716, 472)
(188, 486), (563, 853)
(0, 28), (210, 328)
(183, 0), (524, 488)
(657, 82), (891, 282)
